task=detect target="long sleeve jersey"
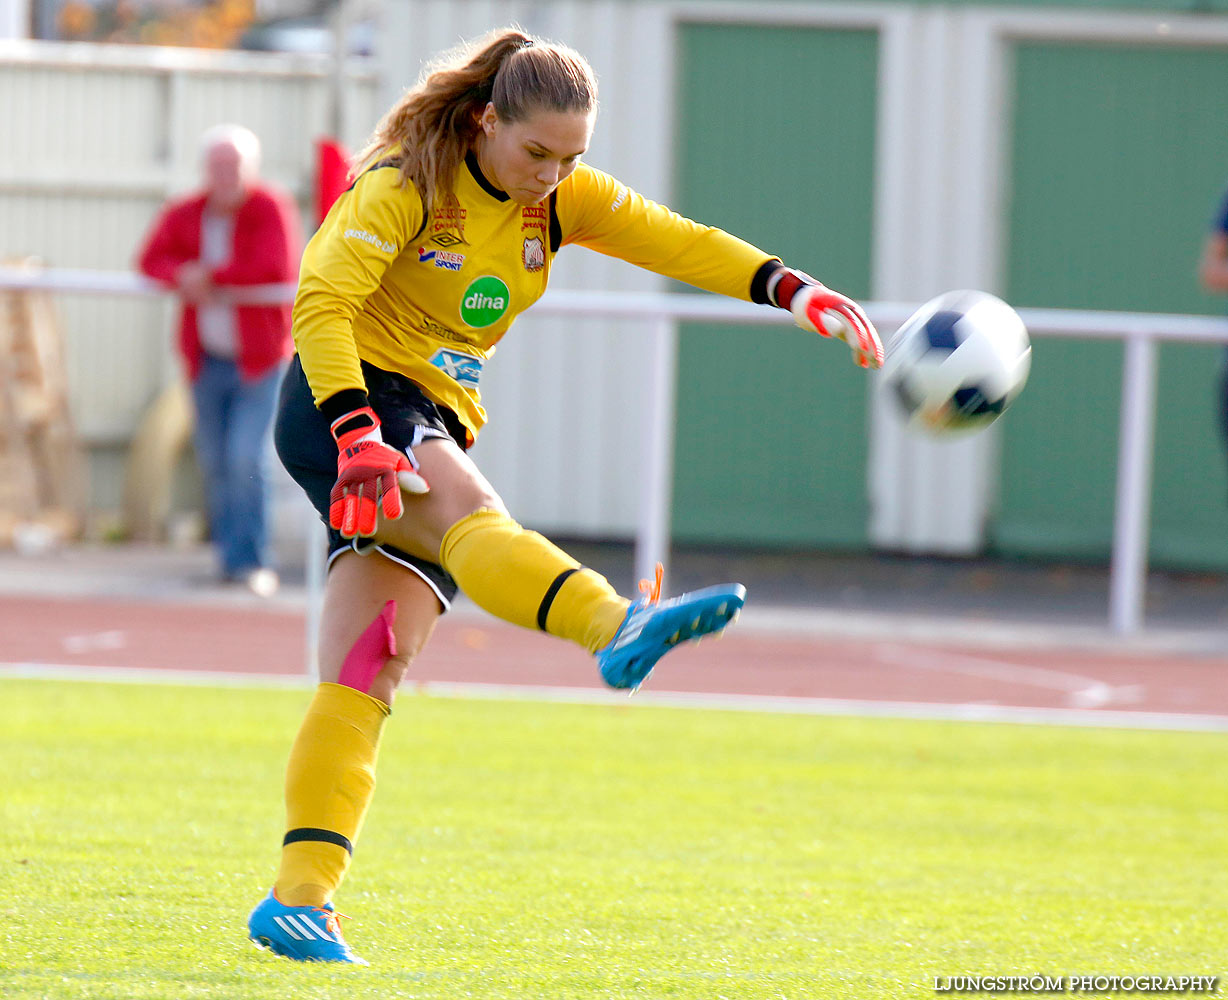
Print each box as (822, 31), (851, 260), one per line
(293, 153), (777, 441)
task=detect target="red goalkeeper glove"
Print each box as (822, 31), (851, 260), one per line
(771, 268), (884, 370)
(329, 406), (429, 538)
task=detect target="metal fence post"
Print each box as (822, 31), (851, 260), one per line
(304, 517), (327, 678)
(1108, 334), (1158, 634)
(635, 315), (679, 589)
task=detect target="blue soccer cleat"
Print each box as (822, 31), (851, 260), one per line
(247, 889), (368, 965)
(596, 564), (746, 691)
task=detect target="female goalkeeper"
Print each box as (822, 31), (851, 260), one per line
(248, 27), (882, 964)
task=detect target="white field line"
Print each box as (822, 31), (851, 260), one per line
(2, 661), (1226, 733)
(871, 643), (1142, 709)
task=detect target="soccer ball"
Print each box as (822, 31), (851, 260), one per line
(882, 289), (1031, 434)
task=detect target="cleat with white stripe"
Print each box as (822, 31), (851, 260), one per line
(596, 564), (745, 691)
(247, 889), (368, 964)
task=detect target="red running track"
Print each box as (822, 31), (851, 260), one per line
(2, 594), (1226, 722)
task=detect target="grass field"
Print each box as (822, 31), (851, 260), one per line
(2, 676), (1225, 999)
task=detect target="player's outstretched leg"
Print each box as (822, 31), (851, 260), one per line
(248, 889), (367, 965)
(595, 565), (745, 691)
(439, 510), (746, 691)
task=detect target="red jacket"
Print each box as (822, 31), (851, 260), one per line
(137, 183), (301, 381)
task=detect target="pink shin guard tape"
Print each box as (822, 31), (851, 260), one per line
(337, 600), (398, 694)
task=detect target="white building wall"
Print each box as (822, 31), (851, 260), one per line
(0, 41), (381, 551)
(7, 6), (1219, 553)
(867, 4), (1002, 554)
(382, 0), (678, 537)
(0, 41), (380, 443)
(0, 5), (1011, 547)
(383, 0), (993, 547)
(386, 1), (1228, 553)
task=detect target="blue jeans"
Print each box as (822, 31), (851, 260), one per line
(191, 357), (284, 577)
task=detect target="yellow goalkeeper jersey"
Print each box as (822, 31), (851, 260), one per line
(293, 154), (776, 441)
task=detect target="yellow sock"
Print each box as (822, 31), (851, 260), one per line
(439, 508), (629, 653)
(274, 682), (390, 907)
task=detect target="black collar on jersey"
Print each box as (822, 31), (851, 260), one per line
(465, 150), (510, 202)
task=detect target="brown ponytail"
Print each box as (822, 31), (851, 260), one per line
(353, 27), (598, 221)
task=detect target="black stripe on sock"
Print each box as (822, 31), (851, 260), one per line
(537, 567), (580, 631)
(283, 827), (354, 855)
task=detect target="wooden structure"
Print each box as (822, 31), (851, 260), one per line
(0, 259), (85, 547)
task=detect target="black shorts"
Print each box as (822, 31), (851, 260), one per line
(274, 355), (469, 609)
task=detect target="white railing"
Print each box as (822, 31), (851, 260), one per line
(4, 265), (1228, 635)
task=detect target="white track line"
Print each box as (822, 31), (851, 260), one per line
(2, 661), (1225, 733)
(0, 662), (314, 689)
(60, 630), (127, 655)
(871, 643), (1142, 709)
(414, 681), (1228, 732)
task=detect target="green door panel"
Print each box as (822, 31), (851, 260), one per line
(671, 22), (878, 547)
(999, 42), (1228, 569)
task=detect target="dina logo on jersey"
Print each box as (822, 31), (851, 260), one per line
(523, 236), (545, 273)
(459, 275), (510, 328)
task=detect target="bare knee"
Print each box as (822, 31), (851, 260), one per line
(366, 620), (437, 704)
(374, 641), (424, 690)
(317, 551), (443, 699)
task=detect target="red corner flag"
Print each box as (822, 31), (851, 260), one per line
(315, 137), (351, 225)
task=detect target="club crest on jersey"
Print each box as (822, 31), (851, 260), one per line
(418, 246), (465, 271)
(523, 236), (545, 273)
(428, 348), (484, 387)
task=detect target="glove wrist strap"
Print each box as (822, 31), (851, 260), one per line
(768, 268), (817, 310)
(319, 387), (370, 424)
(330, 406), (383, 449)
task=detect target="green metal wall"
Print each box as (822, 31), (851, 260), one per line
(671, 23), (879, 547)
(998, 42), (1228, 569)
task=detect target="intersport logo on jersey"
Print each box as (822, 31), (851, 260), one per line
(418, 246), (465, 271)
(459, 275), (510, 328)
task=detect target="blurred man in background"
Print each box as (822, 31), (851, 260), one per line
(1200, 183), (1228, 493)
(1200, 182), (1228, 296)
(137, 123), (301, 595)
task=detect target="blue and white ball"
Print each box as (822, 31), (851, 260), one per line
(883, 290), (1031, 434)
